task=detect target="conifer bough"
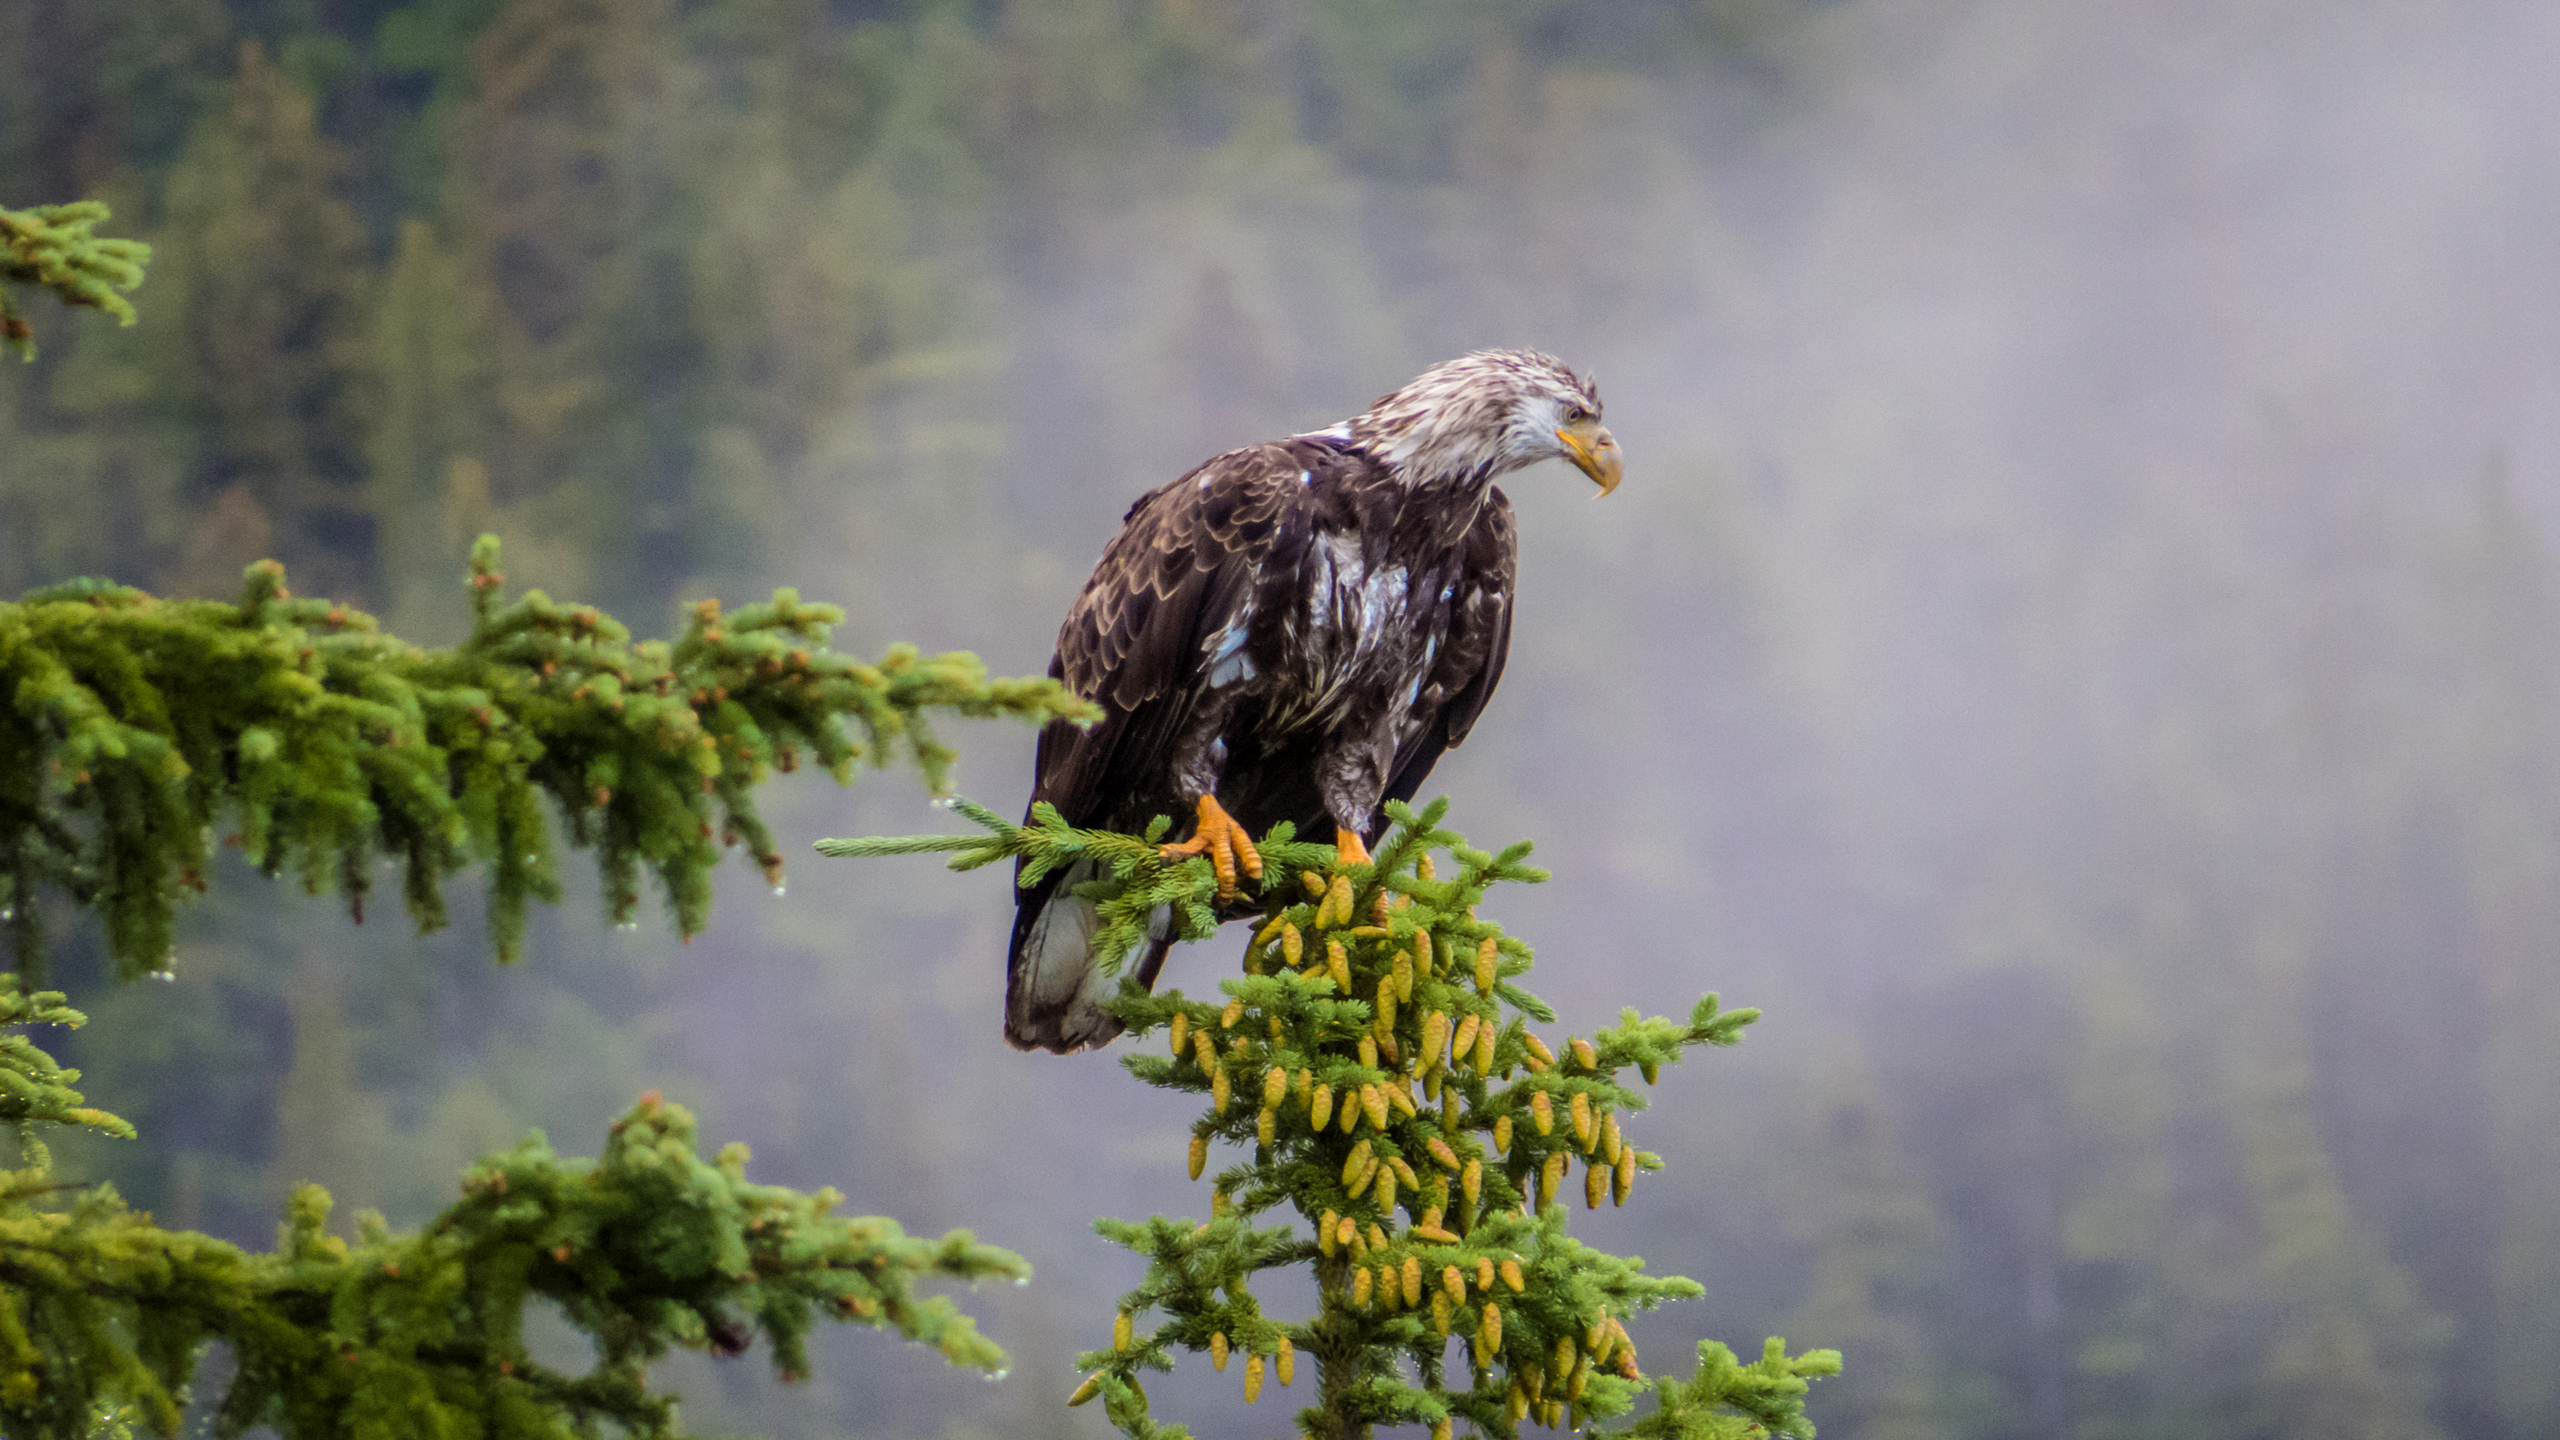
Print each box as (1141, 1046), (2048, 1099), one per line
(0, 990), (1028, 1440)
(0, 978), (134, 1169)
(826, 796), (1842, 1438)
(0, 200), (150, 359)
(0, 537), (1093, 982)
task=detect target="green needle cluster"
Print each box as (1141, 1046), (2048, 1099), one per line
(0, 201), (150, 359)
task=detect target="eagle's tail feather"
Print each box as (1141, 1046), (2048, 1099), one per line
(1006, 862), (1115, 1052)
(1006, 862), (1186, 1053)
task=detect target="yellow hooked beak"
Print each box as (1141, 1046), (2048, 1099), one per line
(1555, 423), (1624, 496)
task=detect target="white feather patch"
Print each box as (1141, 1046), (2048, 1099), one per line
(1204, 601), (1257, 686)
(1009, 859), (1122, 1050)
(1209, 649), (1258, 686)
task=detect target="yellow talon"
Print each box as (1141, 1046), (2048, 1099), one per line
(1334, 825), (1372, 869)
(1160, 795), (1263, 899)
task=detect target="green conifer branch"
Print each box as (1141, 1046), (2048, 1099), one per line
(0, 1090), (1027, 1440)
(824, 797), (1840, 1438)
(0, 976), (134, 1176)
(1606, 1338), (1845, 1439)
(0, 537), (1096, 981)
(0, 201), (151, 360)
(817, 798), (1332, 979)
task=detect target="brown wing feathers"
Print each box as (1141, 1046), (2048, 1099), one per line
(1037, 449), (1284, 829)
(1007, 438), (1517, 1051)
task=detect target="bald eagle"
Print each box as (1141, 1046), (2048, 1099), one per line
(1006, 350), (1623, 1053)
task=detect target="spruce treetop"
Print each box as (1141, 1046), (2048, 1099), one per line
(829, 797), (1841, 1438)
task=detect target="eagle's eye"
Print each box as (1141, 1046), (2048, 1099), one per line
(1563, 403), (1594, 426)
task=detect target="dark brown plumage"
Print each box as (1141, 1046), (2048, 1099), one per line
(1006, 350), (1622, 1052)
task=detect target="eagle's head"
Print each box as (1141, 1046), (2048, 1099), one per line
(1345, 349), (1624, 496)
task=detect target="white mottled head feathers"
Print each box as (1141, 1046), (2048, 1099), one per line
(1341, 350), (1618, 492)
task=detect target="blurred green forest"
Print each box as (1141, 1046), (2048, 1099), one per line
(9, 1), (2560, 1438)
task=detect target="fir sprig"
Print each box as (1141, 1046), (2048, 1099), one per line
(827, 797), (1840, 1437)
(0, 538), (1095, 981)
(0, 975), (133, 1173)
(817, 798), (1332, 977)
(0, 1091), (1026, 1440)
(0, 200), (151, 359)
(1614, 1338), (1846, 1439)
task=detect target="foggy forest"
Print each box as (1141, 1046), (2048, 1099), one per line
(7, 1), (2558, 1438)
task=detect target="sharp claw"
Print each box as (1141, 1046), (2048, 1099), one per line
(1164, 797), (1260, 901)
(1209, 828), (1237, 899)
(1334, 826), (1371, 870)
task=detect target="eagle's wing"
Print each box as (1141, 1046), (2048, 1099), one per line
(1007, 444), (1311, 1052)
(1380, 485), (1517, 816)
(1034, 444), (1309, 828)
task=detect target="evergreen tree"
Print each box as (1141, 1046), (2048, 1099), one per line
(671, 0), (1013, 612)
(156, 42), (380, 603)
(825, 798), (1842, 1438)
(446, 0), (705, 617)
(367, 216), (500, 641)
(1763, 1055), (1953, 1440)
(0, 0), (230, 208)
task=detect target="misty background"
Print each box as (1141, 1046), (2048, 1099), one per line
(8, 1), (2558, 1437)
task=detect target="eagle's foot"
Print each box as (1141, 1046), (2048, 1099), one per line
(1333, 826), (1373, 870)
(1162, 795), (1263, 900)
